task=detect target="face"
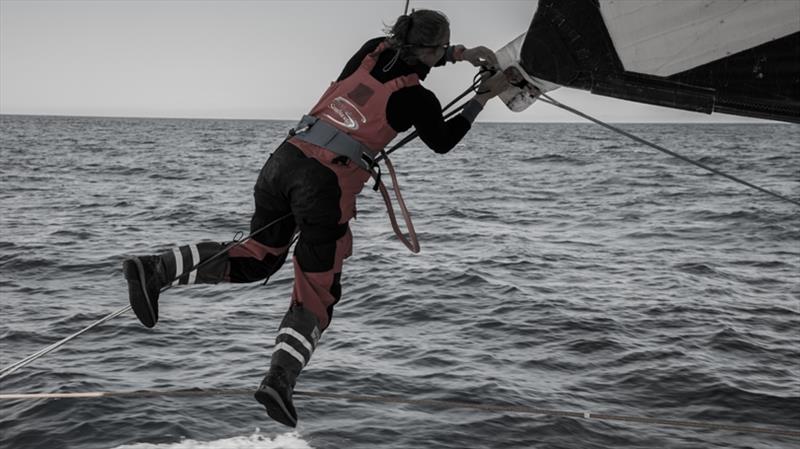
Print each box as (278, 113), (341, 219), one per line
(414, 29), (451, 67)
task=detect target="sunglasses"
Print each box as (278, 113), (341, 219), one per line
(411, 42), (450, 51)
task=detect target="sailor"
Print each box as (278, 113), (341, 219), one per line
(122, 9), (509, 427)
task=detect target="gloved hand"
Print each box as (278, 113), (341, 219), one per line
(461, 46), (498, 69)
(476, 70), (510, 98)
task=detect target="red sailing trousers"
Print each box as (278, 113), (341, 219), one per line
(227, 138), (370, 331)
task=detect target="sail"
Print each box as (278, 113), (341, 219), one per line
(519, 0), (800, 123)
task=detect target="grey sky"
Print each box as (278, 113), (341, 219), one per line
(0, 0), (770, 122)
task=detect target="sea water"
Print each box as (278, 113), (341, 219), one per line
(1, 115), (798, 449)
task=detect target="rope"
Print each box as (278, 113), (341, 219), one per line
(0, 213), (293, 381)
(0, 307), (130, 381)
(375, 72), (484, 164)
(539, 94), (800, 208)
(377, 154), (420, 253)
(0, 388), (797, 438)
(368, 74), (484, 251)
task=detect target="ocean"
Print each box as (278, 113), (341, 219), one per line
(1, 115), (798, 449)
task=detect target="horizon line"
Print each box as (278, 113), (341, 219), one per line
(0, 112), (787, 125)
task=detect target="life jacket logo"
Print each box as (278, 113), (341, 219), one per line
(323, 96), (367, 130)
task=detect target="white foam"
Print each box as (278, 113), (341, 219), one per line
(112, 431), (316, 449)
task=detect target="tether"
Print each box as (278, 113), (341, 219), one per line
(0, 213), (293, 381)
(1, 388), (797, 438)
(539, 93), (800, 208)
(366, 74), (486, 252)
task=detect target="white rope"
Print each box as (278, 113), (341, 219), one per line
(0, 214), (295, 380)
(0, 305), (131, 380)
(1, 388), (798, 438)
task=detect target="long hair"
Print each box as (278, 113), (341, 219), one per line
(384, 9), (449, 65)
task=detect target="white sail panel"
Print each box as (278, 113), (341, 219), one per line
(599, 0), (800, 76)
(495, 33), (560, 112)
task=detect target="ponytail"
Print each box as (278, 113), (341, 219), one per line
(385, 9), (449, 49)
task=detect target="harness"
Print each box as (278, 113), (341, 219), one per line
(288, 41), (421, 253)
(289, 114), (375, 172)
(288, 115), (417, 253)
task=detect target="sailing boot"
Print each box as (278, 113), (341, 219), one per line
(123, 255), (168, 328)
(255, 305), (321, 428)
(123, 242), (229, 328)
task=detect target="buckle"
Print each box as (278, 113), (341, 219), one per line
(288, 115), (317, 137)
(371, 163), (382, 191)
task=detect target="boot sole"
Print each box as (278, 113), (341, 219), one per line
(123, 258), (157, 328)
(254, 386), (297, 428)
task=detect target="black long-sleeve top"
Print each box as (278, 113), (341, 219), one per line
(335, 37), (471, 154)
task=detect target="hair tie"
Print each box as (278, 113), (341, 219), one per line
(404, 15), (413, 44)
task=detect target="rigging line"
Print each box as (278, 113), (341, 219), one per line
(375, 78), (482, 164)
(0, 213), (293, 381)
(0, 388), (797, 438)
(403, 0), (410, 16)
(0, 307), (131, 381)
(376, 102), (468, 163)
(538, 94), (800, 208)
(376, 92), (475, 162)
(376, 66), (491, 163)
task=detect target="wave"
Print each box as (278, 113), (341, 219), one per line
(111, 432), (315, 449)
(3, 118), (799, 449)
(519, 154), (581, 164)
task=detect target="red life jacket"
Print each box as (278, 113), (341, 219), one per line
(298, 40), (419, 158)
(288, 41), (421, 251)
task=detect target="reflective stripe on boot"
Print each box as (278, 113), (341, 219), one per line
(160, 242), (229, 285)
(272, 305), (321, 368)
(255, 305), (321, 428)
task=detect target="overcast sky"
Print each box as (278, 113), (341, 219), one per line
(0, 0), (772, 122)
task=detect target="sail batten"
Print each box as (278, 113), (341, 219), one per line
(600, 0), (799, 77)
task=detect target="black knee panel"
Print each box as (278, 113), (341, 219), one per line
(294, 223), (348, 273)
(294, 239), (337, 273)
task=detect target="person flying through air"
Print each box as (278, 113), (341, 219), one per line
(123, 9), (510, 427)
